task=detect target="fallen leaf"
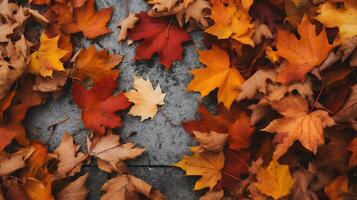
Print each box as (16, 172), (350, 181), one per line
(29, 33), (68, 77)
(187, 45), (245, 109)
(74, 46), (122, 82)
(0, 147), (34, 176)
(117, 13), (139, 42)
(72, 76), (131, 135)
(324, 175), (349, 200)
(175, 0), (211, 28)
(290, 164), (318, 200)
(33, 72), (67, 92)
(54, 133), (86, 179)
(124, 76), (166, 121)
(56, 173), (89, 200)
(255, 160), (294, 200)
(101, 174), (163, 200)
(62, 0), (112, 39)
(263, 95), (335, 159)
(88, 132), (145, 173)
(276, 15), (334, 83)
(199, 189), (224, 200)
(23, 178), (53, 200)
(315, 2), (357, 39)
(334, 84), (357, 131)
(183, 104), (254, 151)
(193, 131), (228, 152)
(128, 12), (191, 69)
(205, 0), (254, 46)
(348, 137), (357, 168)
(176, 147), (224, 190)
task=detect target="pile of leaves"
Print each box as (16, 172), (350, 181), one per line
(0, 0), (357, 199)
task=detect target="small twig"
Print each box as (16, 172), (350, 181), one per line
(57, 71), (82, 81)
(166, 17), (174, 38)
(227, 149), (250, 169)
(221, 170), (242, 182)
(311, 68), (325, 112)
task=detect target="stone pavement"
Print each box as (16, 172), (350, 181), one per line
(24, 0), (209, 199)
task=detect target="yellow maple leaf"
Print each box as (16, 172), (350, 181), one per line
(255, 160), (294, 200)
(205, 0), (254, 46)
(29, 33), (68, 77)
(187, 45), (245, 109)
(124, 76), (166, 121)
(175, 147), (225, 190)
(315, 2), (357, 39)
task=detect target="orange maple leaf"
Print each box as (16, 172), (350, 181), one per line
(276, 15), (334, 83)
(62, 0), (112, 39)
(72, 76), (131, 135)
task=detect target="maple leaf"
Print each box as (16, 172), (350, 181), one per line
(324, 175), (349, 200)
(74, 46), (123, 82)
(128, 12), (191, 69)
(88, 132), (145, 173)
(183, 104), (254, 151)
(56, 173), (89, 200)
(276, 15), (334, 83)
(255, 160), (294, 200)
(263, 96), (335, 159)
(175, 147), (225, 190)
(72, 76), (131, 135)
(117, 13), (139, 42)
(348, 137), (357, 168)
(29, 33), (68, 77)
(193, 131), (228, 152)
(54, 133), (86, 179)
(101, 174), (165, 200)
(0, 147), (34, 176)
(23, 177), (53, 200)
(187, 45), (245, 109)
(315, 2), (357, 39)
(124, 76), (166, 121)
(175, 0), (211, 28)
(62, 0), (112, 39)
(205, 0), (254, 46)
(33, 72), (67, 93)
(334, 84), (357, 131)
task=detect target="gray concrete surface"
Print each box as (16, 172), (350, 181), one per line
(24, 0), (208, 199)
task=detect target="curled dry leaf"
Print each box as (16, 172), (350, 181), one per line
(54, 133), (86, 179)
(263, 96), (335, 159)
(117, 13), (139, 42)
(125, 76), (166, 121)
(56, 173), (89, 200)
(88, 132), (145, 173)
(255, 160), (294, 200)
(175, 147), (225, 190)
(187, 45), (245, 109)
(33, 72), (67, 92)
(74, 45), (122, 82)
(193, 131), (228, 152)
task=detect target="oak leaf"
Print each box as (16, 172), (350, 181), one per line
(117, 13), (139, 42)
(74, 46), (123, 82)
(187, 45), (245, 109)
(263, 96), (335, 159)
(175, 147), (225, 190)
(88, 132), (145, 173)
(124, 76), (166, 121)
(183, 104), (254, 151)
(276, 16), (334, 83)
(62, 0), (112, 39)
(128, 12), (191, 69)
(29, 33), (68, 77)
(72, 76), (131, 135)
(205, 0), (254, 46)
(255, 160), (294, 200)
(56, 173), (89, 200)
(315, 2), (357, 39)
(54, 133), (86, 179)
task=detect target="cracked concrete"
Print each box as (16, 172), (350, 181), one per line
(24, 0), (208, 199)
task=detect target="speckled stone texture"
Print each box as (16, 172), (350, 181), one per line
(24, 0), (208, 199)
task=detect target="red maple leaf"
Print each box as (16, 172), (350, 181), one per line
(183, 104), (254, 151)
(72, 76), (131, 135)
(128, 12), (191, 69)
